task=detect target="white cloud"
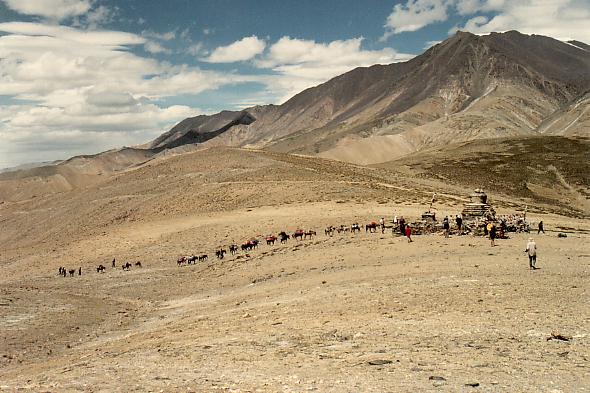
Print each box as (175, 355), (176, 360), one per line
(455, 0), (590, 42)
(382, 0), (590, 43)
(144, 41), (170, 54)
(0, 21), (257, 167)
(255, 36), (414, 102)
(204, 35), (266, 63)
(2, 0), (92, 21)
(423, 40), (442, 49)
(383, 0), (451, 38)
(455, 0), (506, 15)
(142, 29), (176, 41)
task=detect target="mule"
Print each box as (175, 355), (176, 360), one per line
(336, 225), (350, 233)
(96, 265), (106, 273)
(278, 231), (290, 244)
(229, 245), (238, 255)
(365, 222), (378, 233)
(293, 229), (304, 241)
(266, 235), (277, 246)
(304, 230), (316, 239)
(216, 249), (227, 259)
(187, 255), (197, 264)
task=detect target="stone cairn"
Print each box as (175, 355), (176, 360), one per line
(461, 189), (496, 221)
(461, 189), (496, 235)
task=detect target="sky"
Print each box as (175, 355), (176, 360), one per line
(0, 0), (589, 168)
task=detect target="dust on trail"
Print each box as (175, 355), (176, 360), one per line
(1, 201), (589, 392)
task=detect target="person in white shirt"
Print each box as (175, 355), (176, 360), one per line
(525, 238), (537, 270)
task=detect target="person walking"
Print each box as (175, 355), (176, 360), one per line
(379, 217), (385, 234)
(405, 225), (413, 243)
(456, 215), (462, 233)
(443, 216), (450, 238)
(399, 216), (406, 235)
(489, 223), (497, 247)
(538, 221), (545, 234)
(525, 238), (537, 270)
(112, 258), (116, 268)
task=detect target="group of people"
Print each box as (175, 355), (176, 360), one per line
(379, 216), (412, 242)
(442, 215), (463, 238)
(390, 211), (543, 270)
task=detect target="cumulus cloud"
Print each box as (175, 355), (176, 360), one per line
(0, 20), (256, 167)
(255, 37), (414, 102)
(2, 0), (92, 21)
(455, 0), (590, 42)
(383, 0), (450, 39)
(383, 0), (590, 43)
(204, 35), (266, 63)
(144, 41), (170, 54)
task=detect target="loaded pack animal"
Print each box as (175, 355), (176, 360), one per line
(198, 254), (208, 262)
(351, 223), (361, 233)
(177, 256), (187, 266)
(241, 239), (259, 251)
(187, 255), (197, 265)
(278, 231), (290, 244)
(216, 249), (227, 259)
(266, 235), (277, 245)
(229, 245), (239, 255)
(336, 225), (350, 234)
(122, 262), (132, 271)
(135, 261), (142, 268)
(68, 269), (75, 277)
(304, 230), (316, 240)
(325, 226), (335, 236)
(96, 265), (106, 273)
(366, 222), (378, 233)
(293, 229), (304, 241)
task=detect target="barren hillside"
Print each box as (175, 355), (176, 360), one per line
(1, 145), (589, 392)
(154, 31), (589, 165)
(377, 136), (590, 217)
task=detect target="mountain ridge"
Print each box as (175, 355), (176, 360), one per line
(1, 30), (588, 193)
(158, 30), (589, 163)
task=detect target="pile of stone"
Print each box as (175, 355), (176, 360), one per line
(459, 189), (529, 235)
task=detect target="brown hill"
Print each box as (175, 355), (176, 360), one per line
(376, 135), (590, 217)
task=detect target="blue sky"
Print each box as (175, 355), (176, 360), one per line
(0, 0), (588, 167)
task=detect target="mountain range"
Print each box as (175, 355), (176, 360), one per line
(152, 30), (589, 164)
(1, 30), (588, 200)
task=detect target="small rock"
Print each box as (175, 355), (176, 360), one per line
(367, 359), (392, 366)
(429, 376), (446, 381)
(465, 382), (480, 387)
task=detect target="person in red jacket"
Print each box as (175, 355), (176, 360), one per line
(405, 225), (413, 243)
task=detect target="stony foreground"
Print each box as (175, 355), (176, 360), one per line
(1, 202), (589, 392)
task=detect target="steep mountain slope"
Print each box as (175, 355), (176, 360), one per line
(536, 91), (590, 136)
(155, 31), (589, 164)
